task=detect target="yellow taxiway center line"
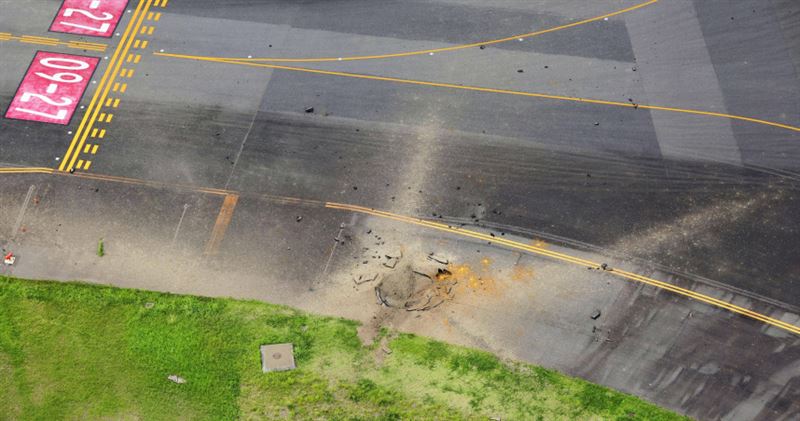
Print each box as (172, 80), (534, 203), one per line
(180, 0), (659, 63)
(155, 53), (800, 134)
(325, 202), (800, 336)
(61, 0), (154, 172)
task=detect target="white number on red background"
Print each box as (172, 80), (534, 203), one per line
(5, 51), (100, 125)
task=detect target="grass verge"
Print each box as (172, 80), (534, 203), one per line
(0, 276), (688, 420)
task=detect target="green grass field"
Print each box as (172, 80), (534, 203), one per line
(0, 276), (688, 420)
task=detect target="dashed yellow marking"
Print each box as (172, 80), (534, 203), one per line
(134, 39), (141, 49)
(146, 11), (154, 20)
(112, 98), (120, 108)
(120, 83), (127, 93)
(160, 0), (168, 7)
(140, 26), (148, 35)
(133, 54), (142, 63)
(98, 113), (107, 122)
(105, 98), (113, 107)
(140, 40), (149, 49)
(91, 145), (99, 154)
(105, 114), (114, 123)
(83, 144), (91, 153)
(91, 128), (99, 138)
(147, 26), (155, 35)
(154, 12), (162, 21)
(112, 82), (120, 92)
(59, 0), (153, 173)
(98, 129), (106, 139)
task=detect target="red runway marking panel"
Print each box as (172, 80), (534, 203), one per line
(50, 0), (130, 38)
(5, 51), (100, 125)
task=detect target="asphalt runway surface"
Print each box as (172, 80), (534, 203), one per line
(1, 0), (800, 419)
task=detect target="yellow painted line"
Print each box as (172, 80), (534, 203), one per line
(77, 159), (85, 169)
(19, 39), (58, 46)
(98, 129), (106, 139)
(120, 83), (127, 93)
(133, 54), (141, 63)
(154, 0), (161, 6)
(91, 128), (99, 138)
(98, 113), (107, 122)
(126, 53), (134, 63)
(106, 114), (114, 123)
(83, 161), (92, 170)
(60, 0), (153, 172)
(158, 54), (800, 134)
(112, 98), (120, 108)
(160, 0), (168, 7)
(204, 194), (239, 255)
(0, 167), (54, 174)
(91, 145), (99, 154)
(187, 0), (658, 63)
(112, 82), (120, 92)
(134, 39), (141, 49)
(84, 144), (92, 153)
(146, 12), (154, 20)
(325, 202), (800, 336)
(0, 33), (107, 51)
(140, 26), (149, 35)
(105, 98), (113, 107)
(140, 40), (149, 49)
(147, 26), (155, 35)
(19, 35), (59, 42)
(154, 12), (162, 21)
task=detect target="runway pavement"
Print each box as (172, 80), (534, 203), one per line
(1, 0), (799, 419)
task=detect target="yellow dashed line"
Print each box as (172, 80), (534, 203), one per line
(154, 12), (162, 21)
(112, 82), (120, 92)
(140, 26), (149, 35)
(98, 113), (107, 122)
(98, 129), (106, 139)
(91, 128), (99, 138)
(120, 83), (127, 93)
(160, 0), (168, 7)
(134, 39), (141, 48)
(77, 159), (85, 169)
(84, 144), (91, 154)
(112, 98), (120, 108)
(147, 26), (155, 35)
(105, 98), (113, 107)
(105, 114), (114, 123)
(91, 145), (99, 154)
(133, 54), (142, 63)
(140, 40), (149, 49)
(146, 11), (154, 20)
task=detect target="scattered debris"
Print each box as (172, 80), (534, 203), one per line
(594, 121), (600, 126)
(295, 215), (303, 222)
(167, 375), (187, 384)
(304, 106), (314, 113)
(144, 302), (155, 309)
(354, 273), (379, 285)
(517, 69), (524, 73)
(383, 259), (398, 269)
(591, 309), (602, 320)
(3, 253), (15, 265)
(427, 253), (449, 265)
(479, 45), (485, 49)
